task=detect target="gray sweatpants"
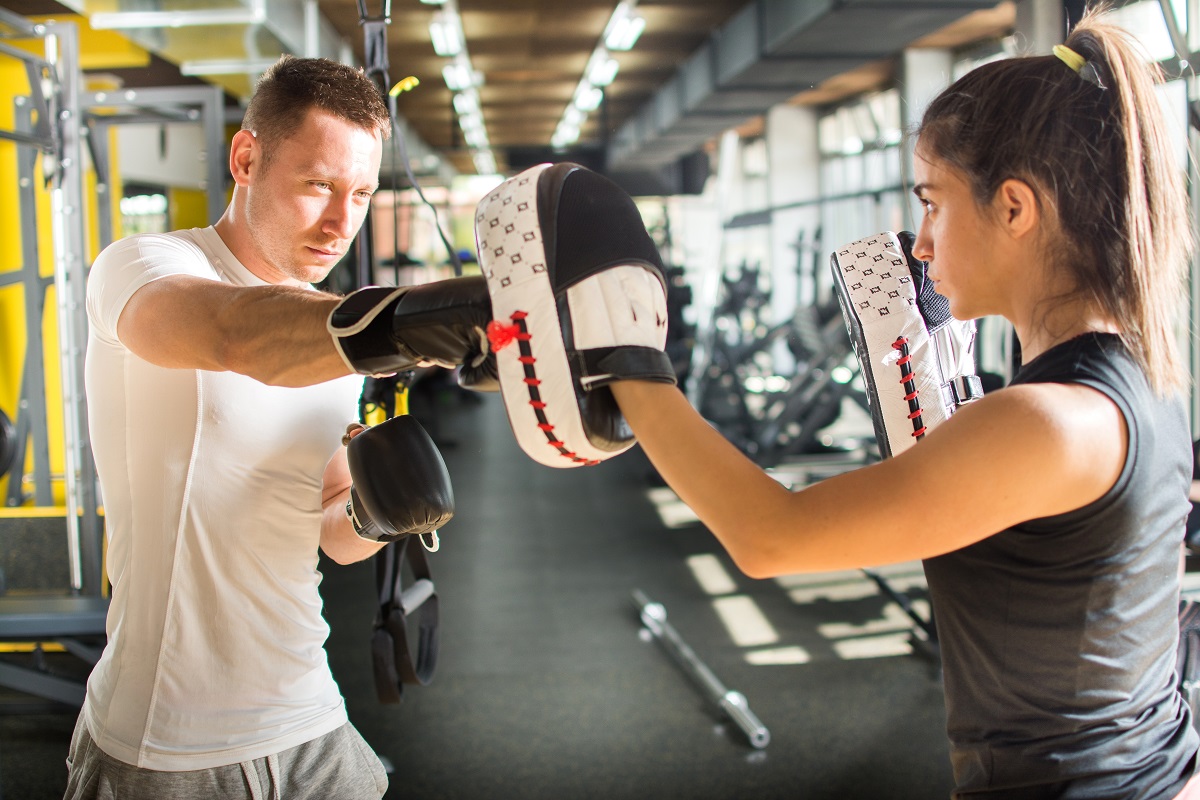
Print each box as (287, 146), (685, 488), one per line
(63, 714), (388, 800)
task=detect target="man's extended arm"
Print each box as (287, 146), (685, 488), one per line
(117, 275), (348, 387)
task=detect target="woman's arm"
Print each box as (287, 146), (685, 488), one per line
(610, 379), (1126, 578)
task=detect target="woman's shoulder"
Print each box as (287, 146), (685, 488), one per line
(925, 381), (1127, 520)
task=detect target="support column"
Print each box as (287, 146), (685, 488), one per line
(765, 104), (818, 313)
(898, 47), (953, 231)
(1016, 0), (1067, 52)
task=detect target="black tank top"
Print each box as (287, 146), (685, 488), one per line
(923, 333), (1197, 798)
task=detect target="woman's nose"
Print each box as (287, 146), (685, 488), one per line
(910, 224), (933, 263)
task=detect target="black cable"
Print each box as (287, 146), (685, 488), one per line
(386, 95), (463, 278)
(356, 0), (463, 279)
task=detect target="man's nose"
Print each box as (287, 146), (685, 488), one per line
(322, 193), (359, 240)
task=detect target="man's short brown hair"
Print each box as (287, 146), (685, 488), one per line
(241, 56), (391, 163)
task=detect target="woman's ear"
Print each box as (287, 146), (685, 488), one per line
(228, 129), (258, 188)
(994, 178), (1040, 240)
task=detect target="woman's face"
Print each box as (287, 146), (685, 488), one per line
(910, 150), (1009, 321)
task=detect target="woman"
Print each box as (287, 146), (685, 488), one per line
(611, 7), (1198, 798)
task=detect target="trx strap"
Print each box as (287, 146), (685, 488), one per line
(360, 372), (441, 703)
(371, 534), (439, 703)
(352, 0), (452, 703)
(356, 0), (462, 278)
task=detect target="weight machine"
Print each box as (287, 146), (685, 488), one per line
(0, 9), (108, 715)
(0, 11), (227, 713)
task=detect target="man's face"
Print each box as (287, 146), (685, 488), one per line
(243, 108), (383, 285)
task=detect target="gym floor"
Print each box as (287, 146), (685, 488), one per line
(1, 384), (963, 799)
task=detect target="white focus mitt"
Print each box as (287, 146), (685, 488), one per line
(831, 231), (983, 458)
(476, 162), (675, 468)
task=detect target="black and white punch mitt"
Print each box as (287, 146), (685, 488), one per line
(831, 231), (983, 459)
(475, 162), (675, 468)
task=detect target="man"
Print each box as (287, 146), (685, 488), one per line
(67, 56), (485, 799)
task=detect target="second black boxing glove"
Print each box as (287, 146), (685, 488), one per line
(344, 415), (454, 542)
(328, 275), (498, 389)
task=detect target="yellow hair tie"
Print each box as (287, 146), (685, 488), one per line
(1053, 44), (1086, 73)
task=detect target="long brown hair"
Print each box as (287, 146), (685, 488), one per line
(916, 6), (1192, 395)
(241, 56), (391, 164)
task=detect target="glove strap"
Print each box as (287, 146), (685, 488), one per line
(346, 489), (385, 542)
(947, 375), (985, 408)
(328, 286), (422, 376)
(578, 346), (677, 389)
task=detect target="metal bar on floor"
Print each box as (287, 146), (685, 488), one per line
(632, 589), (769, 749)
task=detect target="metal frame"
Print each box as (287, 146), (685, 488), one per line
(84, 84), (228, 242)
(0, 9), (107, 711)
(4, 99), (54, 509)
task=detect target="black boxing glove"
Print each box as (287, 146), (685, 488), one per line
(328, 275), (498, 390)
(344, 416), (454, 542)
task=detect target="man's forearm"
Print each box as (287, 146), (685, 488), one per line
(215, 286), (352, 386)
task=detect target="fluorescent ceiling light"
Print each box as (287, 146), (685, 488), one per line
(587, 55), (619, 87)
(464, 127), (488, 149)
(573, 85), (603, 112)
(452, 91), (479, 116)
(430, 0), (494, 174)
(442, 61), (475, 91)
(430, 11), (463, 57)
(552, 122), (580, 149)
(181, 58), (279, 76)
(473, 151), (497, 175)
(605, 15), (644, 50)
(90, 6), (265, 29)
(563, 106), (584, 127)
(604, 3), (645, 51)
(459, 113), (484, 133)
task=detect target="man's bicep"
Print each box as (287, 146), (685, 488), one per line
(116, 274), (236, 371)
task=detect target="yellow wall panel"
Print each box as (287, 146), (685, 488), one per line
(1, 57), (29, 503)
(168, 187), (209, 231)
(27, 15), (151, 72)
(0, 21), (101, 508)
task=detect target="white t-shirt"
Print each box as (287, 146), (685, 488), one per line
(82, 226), (363, 770)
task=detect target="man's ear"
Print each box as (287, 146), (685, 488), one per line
(228, 129), (258, 188)
(994, 178), (1040, 240)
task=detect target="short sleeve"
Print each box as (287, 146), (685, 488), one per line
(86, 232), (216, 345)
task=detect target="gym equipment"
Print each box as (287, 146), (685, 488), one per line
(359, 374), (442, 704)
(691, 258), (873, 467)
(0, 409), (15, 481)
(632, 589), (769, 749)
(0, 10), (109, 711)
(372, 534), (439, 704)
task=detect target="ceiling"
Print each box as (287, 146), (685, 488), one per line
(5, 0), (1015, 192)
(318, 1), (753, 176)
